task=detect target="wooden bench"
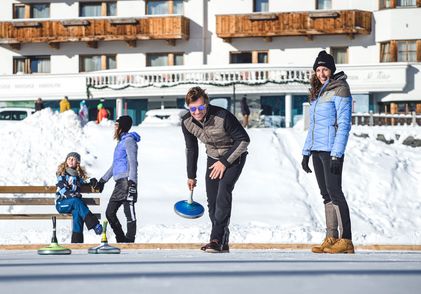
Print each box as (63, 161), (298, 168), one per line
(0, 185), (101, 220)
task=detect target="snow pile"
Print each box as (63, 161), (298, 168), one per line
(0, 109), (94, 185)
(0, 109), (420, 245)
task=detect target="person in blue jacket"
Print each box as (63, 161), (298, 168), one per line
(302, 50), (354, 254)
(55, 152), (103, 243)
(96, 116), (140, 243)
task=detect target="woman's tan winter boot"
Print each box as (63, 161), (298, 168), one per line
(311, 236), (338, 253)
(323, 238), (355, 254)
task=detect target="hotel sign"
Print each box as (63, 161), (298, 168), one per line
(340, 63), (408, 93)
(0, 75), (87, 101)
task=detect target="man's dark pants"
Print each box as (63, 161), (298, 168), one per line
(205, 153), (247, 246)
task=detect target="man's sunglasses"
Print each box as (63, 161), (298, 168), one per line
(189, 104), (206, 112)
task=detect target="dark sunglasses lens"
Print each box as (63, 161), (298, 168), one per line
(189, 105), (206, 112)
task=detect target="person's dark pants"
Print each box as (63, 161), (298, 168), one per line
(205, 153), (247, 246)
(312, 151), (352, 240)
(106, 179), (137, 242)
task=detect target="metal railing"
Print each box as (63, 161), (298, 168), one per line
(352, 111), (421, 126)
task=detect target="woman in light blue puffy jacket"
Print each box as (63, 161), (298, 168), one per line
(302, 50), (354, 254)
(96, 115), (141, 243)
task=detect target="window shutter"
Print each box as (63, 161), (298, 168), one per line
(101, 55), (107, 70)
(390, 0), (397, 8)
(417, 40), (421, 62)
(390, 40), (397, 62)
(169, 0), (174, 15)
(101, 2), (107, 16)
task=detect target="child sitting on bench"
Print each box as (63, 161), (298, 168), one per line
(55, 152), (102, 243)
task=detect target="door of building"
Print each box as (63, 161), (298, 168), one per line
(260, 96), (285, 127)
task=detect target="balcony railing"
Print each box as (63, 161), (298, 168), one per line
(216, 10), (372, 41)
(352, 112), (421, 127)
(0, 63), (409, 101)
(86, 65), (312, 92)
(0, 15), (189, 48)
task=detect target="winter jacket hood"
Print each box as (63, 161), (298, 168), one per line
(122, 132), (141, 143)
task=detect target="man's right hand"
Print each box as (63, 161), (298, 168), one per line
(187, 179), (197, 191)
(301, 155), (312, 173)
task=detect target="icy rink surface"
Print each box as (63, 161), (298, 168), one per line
(0, 249), (421, 294)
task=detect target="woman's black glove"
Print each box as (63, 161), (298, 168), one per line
(127, 180), (137, 203)
(330, 157), (342, 175)
(301, 155), (312, 173)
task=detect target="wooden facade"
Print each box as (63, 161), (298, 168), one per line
(216, 10), (372, 42)
(0, 16), (189, 48)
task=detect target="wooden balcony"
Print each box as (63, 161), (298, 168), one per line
(0, 15), (189, 49)
(216, 10), (372, 42)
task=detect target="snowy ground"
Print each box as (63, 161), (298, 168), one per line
(0, 109), (420, 245)
(0, 250), (420, 294)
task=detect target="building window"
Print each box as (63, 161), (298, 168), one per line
(146, 53), (184, 66)
(107, 2), (117, 15)
(146, 0), (184, 15)
(79, 1), (117, 17)
(13, 4), (26, 19)
(380, 0), (420, 9)
(380, 42), (393, 62)
(79, 55), (117, 72)
(316, 0), (332, 10)
(13, 56), (51, 74)
(397, 0), (417, 7)
(331, 47), (348, 64)
(230, 51), (268, 64)
(31, 4), (50, 18)
(231, 52), (252, 64)
(397, 40), (417, 62)
(380, 0), (393, 8)
(253, 0), (269, 12)
(257, 52), (268, 63)
(380, 40), (420, 62)
(13, 3), (50, 19)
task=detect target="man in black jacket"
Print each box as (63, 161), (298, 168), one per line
(181, 87), (250, 253)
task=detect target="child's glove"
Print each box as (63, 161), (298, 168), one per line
(127, 180), (137, 203)
(70, 192), (82, 198)
(89, 178), (98, 188)
(94, 178), (106, 192)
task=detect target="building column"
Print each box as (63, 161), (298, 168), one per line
(303, 102), (310, 131)
(116, 98), (124, 119)
(285, 94), (292, 128)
